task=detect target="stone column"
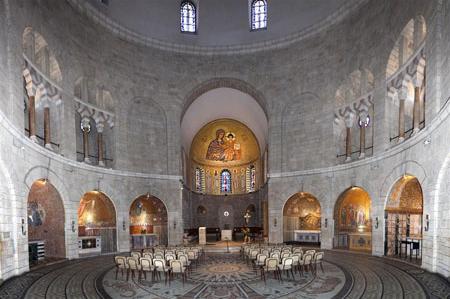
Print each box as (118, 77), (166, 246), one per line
(23, 70), (38, 143)
(96, 122), (105, 167)
(81, 117), (91, 163)
(344, 113), (355, 162)
(412, 86), (421, 134)
(43, 103), (52, 149)
(358, 114), (369, 159)
(28, 95), (37, 142)
(398, 85), (408, 142)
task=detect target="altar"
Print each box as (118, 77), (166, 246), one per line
(131, 234), (158, 249)
(348, 233), (372, 251)
(294, 230), (321, 243)
(221, 229), (232, 241)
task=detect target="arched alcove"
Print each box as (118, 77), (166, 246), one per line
(27, 179), (66, 264)
(196, 205), (207, 227)
(385, 175), (423, 262)
(334, 187), (372, 252)
(129, 194), (168, 248)
(283, 192), (321, 244)
(386, 16), (427, 142)
(190, 119), (261, 195)
(78, 191), (117, 254)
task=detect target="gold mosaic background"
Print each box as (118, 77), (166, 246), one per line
(283, 192), (321, 230)
(335, 187), (371, 233)
(190, 119), (261, 195)
(386, 175), (423, 214)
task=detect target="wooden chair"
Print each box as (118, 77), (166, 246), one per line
(261, 257), (279, 283)
(126, 257), (142, 281)
(278, 257), (294, 281)
(254, 253), (267, 272)
(178, 254), (192, 274)
(139, 257), (154, 281)
(114, 256), (128, 280)
(153, 258), (170, 285)
(299, 253), (313, 276)
(313, 252), (324, 274)
(170, 260), (187, 285)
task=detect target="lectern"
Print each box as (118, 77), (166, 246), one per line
(199, 227), (206, 245)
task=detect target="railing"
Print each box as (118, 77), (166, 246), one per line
(24, 128), (60, 149)
(389, 120), (426, 142)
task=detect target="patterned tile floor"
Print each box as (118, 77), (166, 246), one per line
(0, 251), (449, 299)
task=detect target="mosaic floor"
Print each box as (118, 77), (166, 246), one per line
(0, 251), (449, 299)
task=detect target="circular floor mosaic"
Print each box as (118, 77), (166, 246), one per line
(101, 253), (347, 298)
(2, 251), (449, 299)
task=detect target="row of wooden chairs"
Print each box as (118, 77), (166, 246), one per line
(115, 249), (202, 284)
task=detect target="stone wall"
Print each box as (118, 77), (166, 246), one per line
(0, 0), (449, 282)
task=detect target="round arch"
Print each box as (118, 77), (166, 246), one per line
(283, 192), (321, 244)
(27, 179), (66, 262)
(129, 194), (168, 247)
(78, 191), (117, 254)
(384, 175), (423, 261)
(333, 186), (372, 252)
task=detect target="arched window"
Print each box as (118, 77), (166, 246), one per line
(220, 170), (232, 193)
(180, 1), (196, 33)
(195, 167), (205, 193)
(251, 0), (267, 30)
(246, 165), (256, 192)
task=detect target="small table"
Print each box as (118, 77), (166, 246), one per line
(221, 230), (232, 241)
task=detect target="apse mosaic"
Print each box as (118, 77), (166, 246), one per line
(190, 119), (261, 195)
(283, 192), (321, 231)
(335, 187), (371, 233)
(386, 175), (423, 213)
(78, 191), (116, 229)
(129, 195), (167, 235)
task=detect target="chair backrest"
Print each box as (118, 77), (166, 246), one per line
(154, 253), (164, 259)
(290, 254), (300, 264)
(256, 254), (267, 263)
(115, 256), (127, 268)
(303, 253), (313, 265)
(165, 250), (175, 255)
(154, 249), (164, 255)
(127, 257), (140, 269)
(187, 250), (196, 259)
(265, 258), (278, 270)
(282, 249), (291, 254)
(143, 252), (153, 260)
(131, 251), (141, 259)
(250, 249), (259, 258)
(179, 254), (189, 266)
(140, 257), (153, 270)
(293, 247), (303, 254)
(165, 253), (176, 261)
(270, 252), (280, 260)
(272, 249), (281, 255)
(261, 249), (270, 256)
(170, 260), (183, 273)
(281, 252), (290, 259)
(153, 258), (166, 270)
(314, 252), (324, 262)
(282, 257), (293, 267)
(305, 249), (316, 255)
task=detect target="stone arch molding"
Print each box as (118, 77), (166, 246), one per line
(379, 160), (427, 206)
(181, 78), (268, 121)
(280, 183), (328, 213)
(23, 166), (76, 258)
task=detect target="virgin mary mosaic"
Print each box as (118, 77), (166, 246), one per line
(206, 129), (241, 162)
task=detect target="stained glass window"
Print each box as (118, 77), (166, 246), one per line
(251, 0), (267, 30)
(181, 1), (196, 33)
(246, 165), (256, 192)
(195, 167), (205, 193)
(220, 170), (232, 193)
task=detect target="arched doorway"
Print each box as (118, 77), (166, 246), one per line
(385, 175), (423, 262)
(129, 194), (168, 249)
(27, 179), (65, 265)
(78, 191), (117, 254)
(334, 187), (372, 252)
(283, 192), (321, 244)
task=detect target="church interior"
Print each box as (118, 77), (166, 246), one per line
(0, 0), (449, 298)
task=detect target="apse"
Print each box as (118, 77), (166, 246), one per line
(334, 187), (372, 252)
(27, 179), (66, 263)
(78, 191), (117, 254)
(129, 194), (168, 248)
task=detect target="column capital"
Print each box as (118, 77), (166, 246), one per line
(96, 121), (104, 133)
(23, 68), (38, 97)
(81, 117), (91, 131)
